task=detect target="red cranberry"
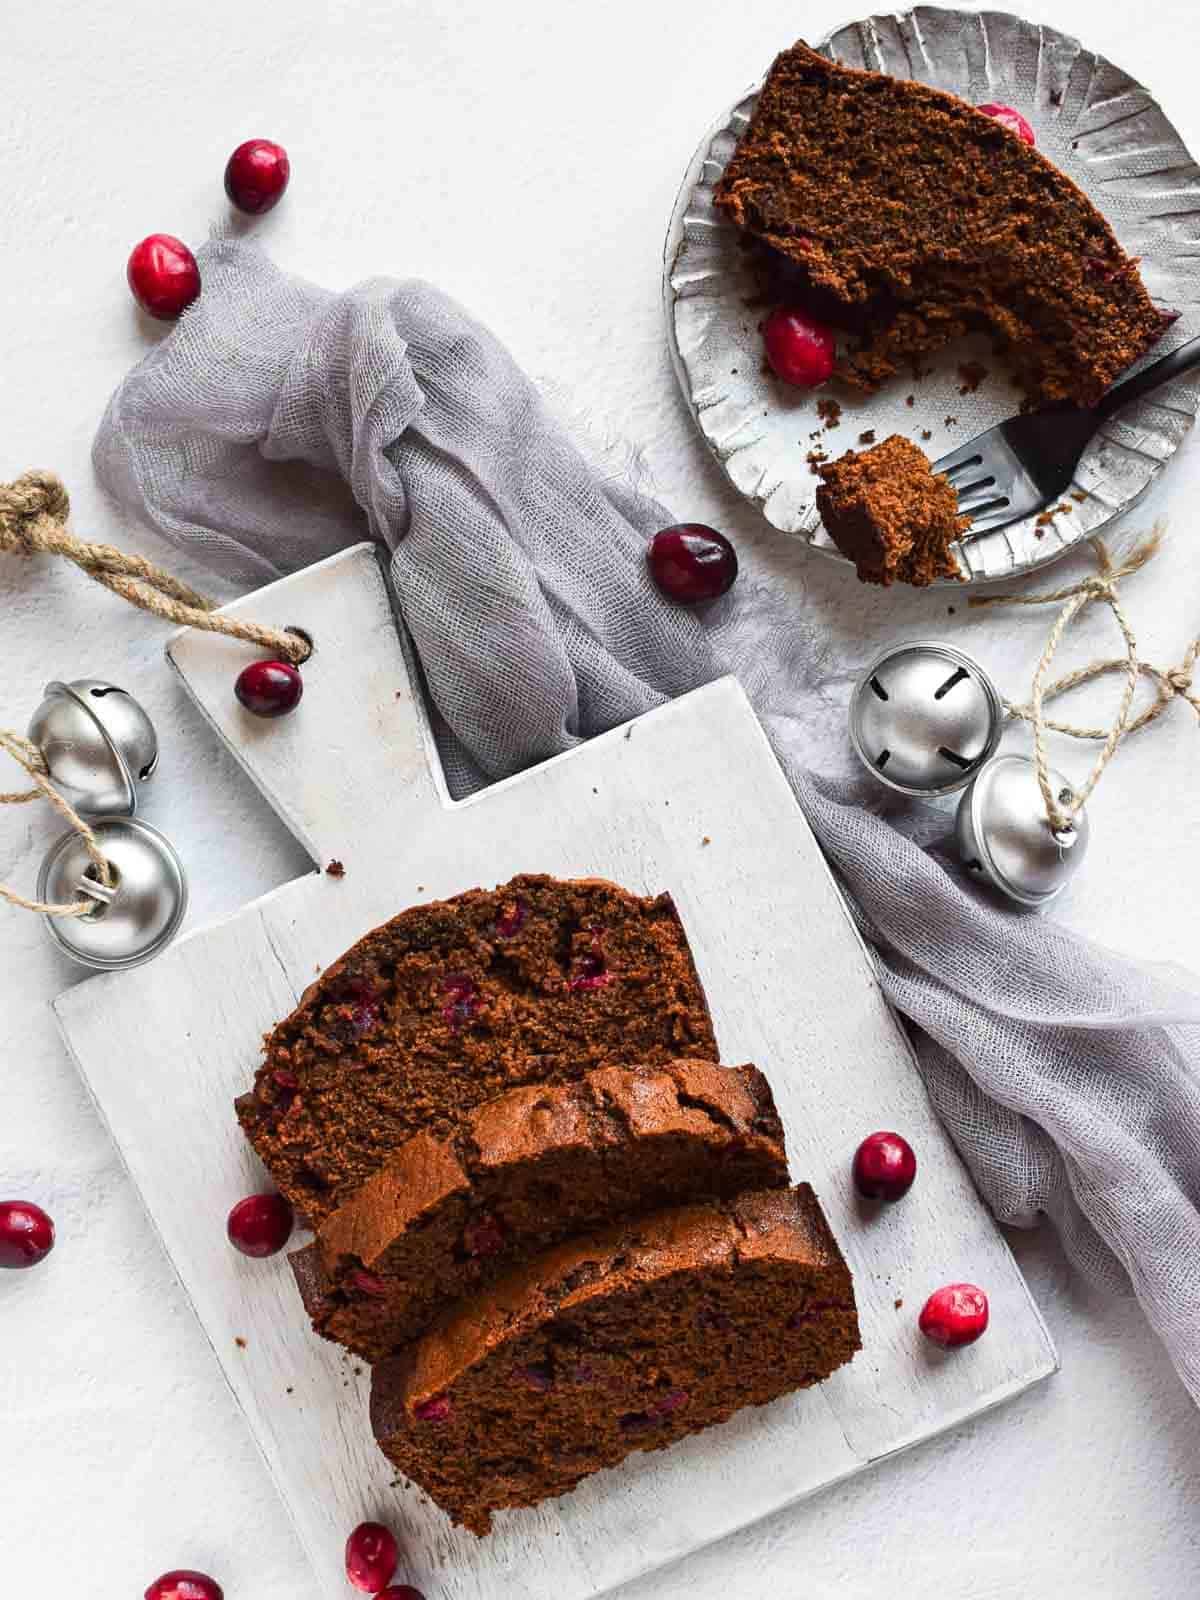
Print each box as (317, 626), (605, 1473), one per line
(144, 1573), (223, 1600)
(852, 1131), (917, 1202)
(651, 1389), (689, 1417)
(761, 307), (836, 388)
(376, 1590), (426, 1600)
(919, 1283), (989, 1348)
(127, 234), (201, 321)
(224, 138), (291, 214)
(345, 1522), (399, 1593)
(648, 525), (737, 603)
(495, 896), (528, 938)
(463, 1212), (506, 1257)
(569, 951), (611, 992)
(235, 659), (303, 718)
(413, 1395), (452, 1423)
(227, 1192), (294, 1257)
(441, 974), (480, 1029)
(350, 1268), (388, 1298)
(978, 103), (1035, 145)
(0, 1200), (55, 1268)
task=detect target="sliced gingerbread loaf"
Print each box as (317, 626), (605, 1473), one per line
(713, 41), (1169, 405)
(817, 434), (968, 586)
(237, 876), (717, 1225)
(371, 1186), (859, 1535)
(290, 1060), (789, 1362)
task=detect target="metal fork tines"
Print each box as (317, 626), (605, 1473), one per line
(934, 433), (1038, 538)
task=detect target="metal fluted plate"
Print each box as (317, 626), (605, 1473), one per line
(664, 8), (1200, 584)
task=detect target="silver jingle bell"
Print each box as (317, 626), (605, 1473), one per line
(27, 679), (159, 817)
(37, 817), (187, 970)
(955, 754), (1089, 907)
(849, 641), (1003, 797)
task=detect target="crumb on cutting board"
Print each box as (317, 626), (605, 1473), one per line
(325, 859), (346, 879)
(816, 397), (842, 428)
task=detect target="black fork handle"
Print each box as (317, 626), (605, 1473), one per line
(1095, 332), (1200, 422)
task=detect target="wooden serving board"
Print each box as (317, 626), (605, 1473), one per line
(54, 544), (1056, 1600)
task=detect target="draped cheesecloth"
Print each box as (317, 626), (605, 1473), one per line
(95, 240), (1200, 1402)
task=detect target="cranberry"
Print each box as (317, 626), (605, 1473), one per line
(224, 138), (291, 214)
(569, 951), (611, 992)
(144, 1573), (223, 1600)
(441, 974), (480, 1029)
(495, 896), (528, 938)
(272, 1068), (299, 1090)
(413, 1395), (452, 1423)
(919, 1283), (989, 1348)
(978, 103), (1035, 145)
(463, 1212), (506, 1257)
(651, 1389), (689, 1417)
(345, 1522), (399, 1594)
(648, 524), (738, 603)
(852, 1131), (917, 1202)
(0, 1200), (55, 1268)
(226, 1193), (294, 1257)
(350, 1268), (388, 1298)
(761, 307), (836, 388)
(127, 235), (201, 321)
(234, 659), (303, 718)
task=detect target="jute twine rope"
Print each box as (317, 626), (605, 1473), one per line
(970, 526), (1199, 833)
(0, 468), (310, 918)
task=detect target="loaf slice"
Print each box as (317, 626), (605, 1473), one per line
(371, 1186), (859, 1535)
(290, 1060), (789, 1361)
(237, 875), (718, 1225)
(713, 41), (1169, 405)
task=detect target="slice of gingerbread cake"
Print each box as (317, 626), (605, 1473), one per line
(713, 41), (1169, 405)
(290, 1059), (789, 1362)
(370, 1186), (860, 1535)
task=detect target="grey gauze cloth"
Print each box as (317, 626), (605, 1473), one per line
(96, 240), (1200, 1400)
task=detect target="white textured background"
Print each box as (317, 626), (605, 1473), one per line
(2, 2), (1198, 1596)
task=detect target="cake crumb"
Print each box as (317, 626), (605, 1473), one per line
(920, 429), (932, 441)
(894, 1298), (904, 1311)
(325, 859), (346, 879)
(235, 1337), (247, 1349)
(286, 1386), (294, 1395)
(957, 360), (988, 395)
(944, 415), (958, 427)
(1071, 489), (1089, 503)
(948, 606), (956, 615)
(806, 446), (830, 473)
(858, 429), (876, 445)
(816, 397), (842, 428)
(905, 394), (915, 407)
(701, 835), (711, 847)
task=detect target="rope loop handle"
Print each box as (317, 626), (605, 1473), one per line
(0, 470), (311, 664)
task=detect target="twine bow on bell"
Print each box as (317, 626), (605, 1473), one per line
(972, 528), (1200, 835)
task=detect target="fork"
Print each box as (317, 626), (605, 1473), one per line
(934, 333), (1200, 537)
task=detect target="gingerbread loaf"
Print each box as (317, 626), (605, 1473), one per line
(290, 1059), (789, 1362)
(713, 42), (1169, 405)
(237, 876), (718, 1225)
(370, 1186), (860, 1535)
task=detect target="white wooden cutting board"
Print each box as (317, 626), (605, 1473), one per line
(54, 543), (1056, 1600)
